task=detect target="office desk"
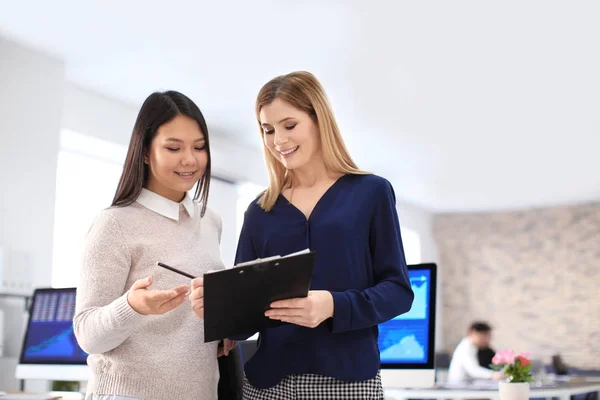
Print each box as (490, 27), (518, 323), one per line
(385, 381), (600, 400)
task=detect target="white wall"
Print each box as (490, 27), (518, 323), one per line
(0, 38), (64, 289)
(0, 36), (65, 390)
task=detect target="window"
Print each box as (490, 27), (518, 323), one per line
(52, 130), (126, 288)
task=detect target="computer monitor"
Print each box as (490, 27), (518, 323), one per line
(15, 287), (90, 381)
(380, 263), (437, 388)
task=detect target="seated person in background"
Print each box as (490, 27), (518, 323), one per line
(448, 321), (504, 383)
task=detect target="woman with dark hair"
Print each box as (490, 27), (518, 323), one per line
(74, 91), (237, 400)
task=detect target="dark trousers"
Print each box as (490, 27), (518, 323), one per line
(217, 347), (245, 400)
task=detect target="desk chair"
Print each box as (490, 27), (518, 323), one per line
(477, 347), (495, 368)
(553, 354), (570, 376)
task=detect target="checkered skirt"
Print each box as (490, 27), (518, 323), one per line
(243, 371), (384, 400)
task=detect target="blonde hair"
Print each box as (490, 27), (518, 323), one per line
(256, 71), (368, 211)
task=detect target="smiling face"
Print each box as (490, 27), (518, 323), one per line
(260, 98), (322, 171)
(145, 114), (208, 202)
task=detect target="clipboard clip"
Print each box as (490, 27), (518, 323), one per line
(252, 263), (272, 272)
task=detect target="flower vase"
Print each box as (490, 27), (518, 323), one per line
(498, 381), (530, 400)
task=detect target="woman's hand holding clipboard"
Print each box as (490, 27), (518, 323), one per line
(264, 290), (334, 328)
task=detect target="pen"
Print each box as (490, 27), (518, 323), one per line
(157, 262), (197, 279)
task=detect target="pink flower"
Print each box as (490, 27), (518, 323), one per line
(492, 350), (515, 365)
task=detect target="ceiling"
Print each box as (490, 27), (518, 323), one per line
(1, 0), (599, 212)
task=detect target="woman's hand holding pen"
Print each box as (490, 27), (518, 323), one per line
(189, 277), (205, 318)
(127, 276), (189, 315)
(265, 290), (334, 328)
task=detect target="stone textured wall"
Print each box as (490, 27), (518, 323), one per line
(433, 202), (600, 369)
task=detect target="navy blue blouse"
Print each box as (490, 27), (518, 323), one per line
(234, 173), (414, 389)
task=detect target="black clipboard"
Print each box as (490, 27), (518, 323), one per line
(203, 251), (316, 342)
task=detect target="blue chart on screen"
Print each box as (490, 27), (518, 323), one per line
(22, 291), (88, 363)
(378, 269), (430, 364)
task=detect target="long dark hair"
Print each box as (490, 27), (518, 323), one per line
(111, 90), (211, 217)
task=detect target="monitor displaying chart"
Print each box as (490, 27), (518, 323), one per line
(20, 288), (88, 364)
(378, 264), (436, 367)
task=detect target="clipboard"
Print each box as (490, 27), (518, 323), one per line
(203, 251), (316, 342)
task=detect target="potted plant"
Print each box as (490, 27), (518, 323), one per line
(491, 350), (534, 400)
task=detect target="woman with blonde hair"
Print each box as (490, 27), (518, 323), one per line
(233, 71), (415, 399)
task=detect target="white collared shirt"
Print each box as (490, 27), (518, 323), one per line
(447, 337), (494, 383)
(135, 188), (196, 221)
